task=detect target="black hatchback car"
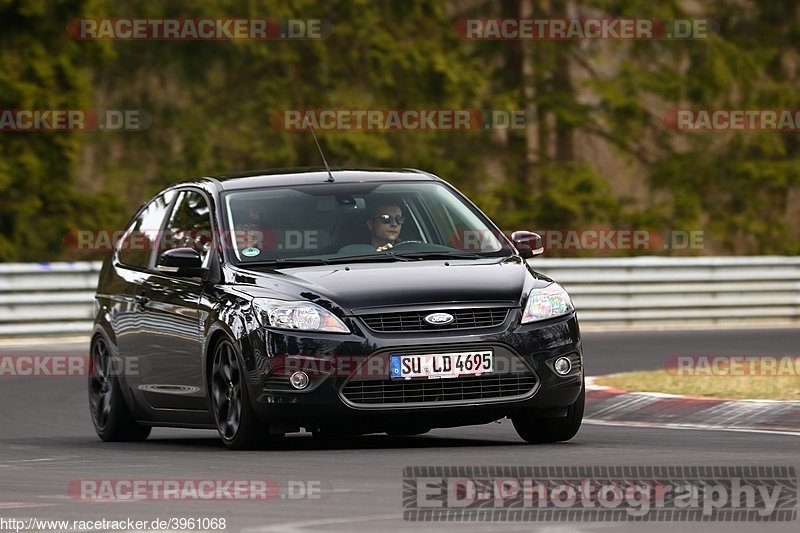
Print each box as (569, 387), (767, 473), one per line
(90, 168), (584, 449)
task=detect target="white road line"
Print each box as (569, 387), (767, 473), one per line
(580, 322), (800, 332)
(584, 418), (800, 437)
(0, 502), (57, 509)
(587, 375), (800, 404)
(0, 456), (76, 467)
(0, 336), (88, 347)
(72, 463), (168, 469)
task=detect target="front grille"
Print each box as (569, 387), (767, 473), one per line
(341, 373), (536, 406)
(360, 308), (509, 332)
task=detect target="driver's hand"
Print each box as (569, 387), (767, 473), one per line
(376, 242), (394, 252)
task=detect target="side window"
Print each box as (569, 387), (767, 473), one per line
(158, 190), (213, 265)
(117, 191), (175, 269)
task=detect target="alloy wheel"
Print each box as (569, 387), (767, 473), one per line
(211, 341), (243, 440)
(89, 338), (113, 430)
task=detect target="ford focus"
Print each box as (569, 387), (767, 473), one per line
(89, 168), (584, 449)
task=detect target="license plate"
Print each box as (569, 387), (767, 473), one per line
(390, 351), (493, 380)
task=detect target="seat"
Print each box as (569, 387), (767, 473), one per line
(331, 211), (371, 249)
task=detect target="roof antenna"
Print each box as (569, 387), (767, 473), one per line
(304, 116), (335, 182)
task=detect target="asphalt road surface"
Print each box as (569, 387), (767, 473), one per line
(0, 328), (797, 532)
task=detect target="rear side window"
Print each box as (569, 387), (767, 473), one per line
(157, 190), (214, 265)
(117, 191), (175, 268)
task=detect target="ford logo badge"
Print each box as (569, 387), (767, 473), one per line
(424, 312), (454, 326)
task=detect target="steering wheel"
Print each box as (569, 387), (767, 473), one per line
(375, 240), (424, 252)
(389, 240), (423, 247)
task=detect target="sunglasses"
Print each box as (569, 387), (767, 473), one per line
(375, 214), (405, 225)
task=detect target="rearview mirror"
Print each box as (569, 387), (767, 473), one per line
(511, 231), (543, 259)
(157, 247), (204, 276)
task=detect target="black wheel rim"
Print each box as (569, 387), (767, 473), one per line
(89, 339), (113, 430)
(211, 342), (242, 440)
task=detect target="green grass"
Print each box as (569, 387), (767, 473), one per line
(594, 369), (800, 401)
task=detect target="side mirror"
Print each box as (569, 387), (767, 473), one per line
(511, 231), (543, 259)
(157, 247), (204, 276)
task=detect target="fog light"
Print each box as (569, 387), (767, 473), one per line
(553, 357), (572, 375)
(289, 371), (309, 390)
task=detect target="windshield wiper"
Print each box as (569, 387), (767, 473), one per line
(239, 258), (330, 267)
(326, 253), (412, 264)
(392, 251), (483, 260)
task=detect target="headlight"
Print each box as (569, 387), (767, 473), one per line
(252, 298), (349, 333)
(521, 284), (574, 324)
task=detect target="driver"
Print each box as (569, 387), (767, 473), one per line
(366, 204), (404, 251)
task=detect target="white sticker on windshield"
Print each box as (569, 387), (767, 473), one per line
(241, 247), (260, 257)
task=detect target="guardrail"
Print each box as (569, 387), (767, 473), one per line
(0, 262), (102, 337)
(0, 257), (798, 337)
(534, 256), (800, 326)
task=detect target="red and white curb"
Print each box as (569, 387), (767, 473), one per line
(585, 377), (800, 435)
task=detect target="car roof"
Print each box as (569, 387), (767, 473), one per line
(204, 167), (439, 191)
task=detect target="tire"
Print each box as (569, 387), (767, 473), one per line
(210, 338), (283, 450)
(511, 381), (584, 444)
(88, 335), (151, 442)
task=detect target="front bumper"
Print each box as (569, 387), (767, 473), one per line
(237, 310), (583, 432)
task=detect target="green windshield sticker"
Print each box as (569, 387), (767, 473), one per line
(242, 247), (260, 257)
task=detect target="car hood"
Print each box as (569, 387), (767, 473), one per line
(233, 257), (541, 314)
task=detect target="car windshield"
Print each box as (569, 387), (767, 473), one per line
(222, 181), (512, 265)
